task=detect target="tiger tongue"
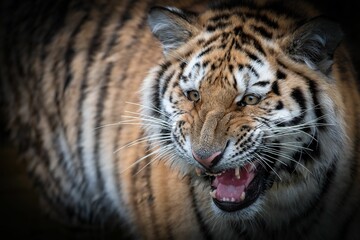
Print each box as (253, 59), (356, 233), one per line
(211, 166), (255, 202)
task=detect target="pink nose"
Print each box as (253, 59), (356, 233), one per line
(192, 150), (222, 169)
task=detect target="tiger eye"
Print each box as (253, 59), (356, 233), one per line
(242, 94), (261, 105)
(187, 90), (200, 102)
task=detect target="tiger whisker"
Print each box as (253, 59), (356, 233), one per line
(123, 110), (171, 123)
(254, 153), (282, 181)
(264, 142), (313, 152)
(259, 147), (312, 174)
(93, 117), (171, 131)
(113, 135), (171, 153)
(122, 114), (171, 127)
(262, 129), (317, 142)
(125, 101), (168, 118)
(133, 146), (175, 176)
(258, 148), (293, 163)
(120, 119), (171, 130)
(118, 147), (167, 175)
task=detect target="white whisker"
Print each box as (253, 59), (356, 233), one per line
(133, 146), (175, 176)
(254, 153), (282, 181)
(113, 135), (171, 153)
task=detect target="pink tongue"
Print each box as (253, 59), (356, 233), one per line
(212, 165), (255, 202)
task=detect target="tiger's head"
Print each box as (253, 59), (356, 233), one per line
(141, 1), (347, 221)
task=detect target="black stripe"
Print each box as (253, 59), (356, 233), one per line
(306, 79), (327, 128)
(206, 21), (231, 32)
(38, 114), (86, 221)
(146, 160), (160, 237)
(93, 62), (114, 191)
(142, 155), (161, 238)
(54, 10), (92, 193)
(291, 87), (306, 111)
(251, 38), (266, 56)
(246, 50), (262, 64)
(129, 148), (142, 229)
(189, 179), (212, 240)
(206, 21), (229, 32)
(180, 61), (187, 70)
(232, 74), (238, 90)
(94, 0), (135, 178)
(198, 46), (215, 58)
(153, 62), (171, 115)
(76, 4), (112, 192)
(209, 13), (231, 22)
(161, 70), (175, 97)
(206, 25), (216, 32)
(234, 26), (266, 56)
(271, 81), (280, 95)
(203, 34), (220, 47)
(276, 69), (286, 80)
(33, 0), (78, 209)
(63, 12), (90, 92)
(275, 89), (310, 125)
(245, 64), (259, 78)
(277, 59), (327, 128)
(110, 0), (150, 206)
(253, 80), (270, 87)
(245, 12), (279, 29)
(275, 100), (284, 110)
(251, 25), (272, 39)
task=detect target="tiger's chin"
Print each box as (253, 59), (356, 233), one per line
(196, 162), (270, 213)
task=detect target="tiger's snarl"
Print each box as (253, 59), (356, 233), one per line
(1, 0), (360, 239)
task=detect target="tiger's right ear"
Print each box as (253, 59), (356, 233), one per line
(284, 17), (343, 76)
(148, 7), (199, 54)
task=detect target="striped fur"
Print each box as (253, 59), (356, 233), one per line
(1, 0), (360, 239)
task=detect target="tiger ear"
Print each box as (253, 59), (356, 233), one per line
(148, 6), (199, 54)
(285, 17), (343, 75)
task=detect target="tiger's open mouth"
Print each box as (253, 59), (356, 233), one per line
(197, 162), (267, 212)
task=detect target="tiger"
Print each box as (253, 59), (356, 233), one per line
(1, 0), (360, 239)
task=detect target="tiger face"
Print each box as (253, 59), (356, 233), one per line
(142, 3), (346, 220)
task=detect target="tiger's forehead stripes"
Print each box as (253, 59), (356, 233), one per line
(178, 28), (276, 95)
(198, 7), (295, 41)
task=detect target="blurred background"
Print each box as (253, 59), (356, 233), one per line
(0, 0), (359, 239)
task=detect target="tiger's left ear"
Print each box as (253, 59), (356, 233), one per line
(148, 7), (199, 54)
(284, 17), (343, 75)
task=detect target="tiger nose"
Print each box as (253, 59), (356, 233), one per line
(192, 150), (223, 169)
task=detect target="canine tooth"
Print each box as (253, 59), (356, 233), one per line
(210, 190), (217, 198)
(235, 167), (241, 179)
(231, 197), (235, 202)
(240, 192), (246, 201)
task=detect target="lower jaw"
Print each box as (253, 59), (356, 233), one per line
(213, 196), (259, 212)
(210, 169), (268, 212)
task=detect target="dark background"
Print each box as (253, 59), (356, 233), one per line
(0, 0), (359, 239)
